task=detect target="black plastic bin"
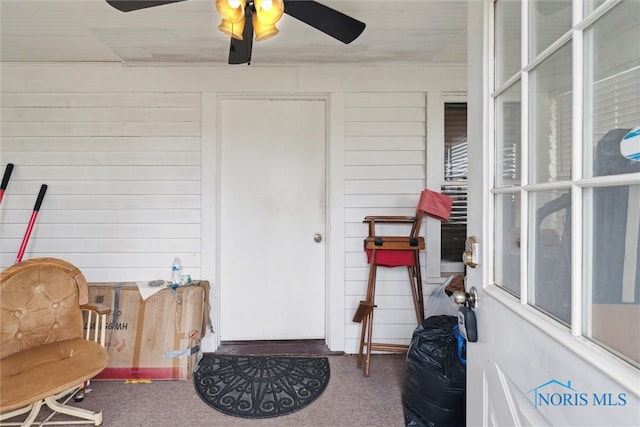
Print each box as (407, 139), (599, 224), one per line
(402, 315), (466, 427)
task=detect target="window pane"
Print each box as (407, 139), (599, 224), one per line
(583, 0), (607, 18)
(495, 192), (521, 296)
(444, 103), (468, 181)
(530, 42), (573, 184)
(529, 0), (572, 59)
(530, 189), (571, 324)
(584, 0), (640, 179)
(442, 103), (468, 263)
(586, 184), (640, 366)
(496, 81), (522, 187)
(495, 0), (521, 85)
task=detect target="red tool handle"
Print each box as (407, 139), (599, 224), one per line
(16, 184), (48, 264)
(0, 163), (14, 205)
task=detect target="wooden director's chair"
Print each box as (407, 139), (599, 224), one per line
(353, 189), (453, 377)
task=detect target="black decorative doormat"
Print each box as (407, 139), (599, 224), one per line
(193, 354), (330, 419)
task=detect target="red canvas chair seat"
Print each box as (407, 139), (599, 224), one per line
(366, 249), (416, 267)
(364, 236), (426, 267)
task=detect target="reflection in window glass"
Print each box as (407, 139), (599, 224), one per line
(495, 0), (521, 85)
(444, 103), (468, 181)
(583, 0), (607, 18)
(530, 190), (572, 324)
(587, 184), (640, 365)
(530, 0), (572, 59)
(495, 192), (521, 296)
(584, 0), (640, 179)
(496, 81), (522, 187)
(442, 103), (468, 263)
(530, 42), (573, 184)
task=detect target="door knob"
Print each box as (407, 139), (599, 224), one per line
(313, 233), (322, 243)
(453, 286), (478, 309)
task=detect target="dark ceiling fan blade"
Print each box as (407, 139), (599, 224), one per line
(228, 9), (254, 65)
(283, 0), (365, 44)
(105, 0), (186, 12)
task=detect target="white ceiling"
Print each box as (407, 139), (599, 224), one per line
(0, 0), (468, 66)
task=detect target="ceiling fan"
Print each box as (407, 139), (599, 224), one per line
(105, 0), (366, 65)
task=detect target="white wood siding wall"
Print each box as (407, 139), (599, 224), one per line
(0, 64), (466, 352)
(343, 92), (428, 352)
(0, 93), (202, 281)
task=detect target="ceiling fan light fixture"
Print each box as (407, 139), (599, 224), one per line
(254, 0), (284, 26)
(252, 14), (279, 42)
(104, 0), (367, 65)
(218, 18), (245, 40)
(215, 0), (246, 23)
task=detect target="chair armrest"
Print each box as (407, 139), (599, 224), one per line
(80, 303), (111, 316)
(80, 304), (111, 346)
(363, 215), (417, 236)
(363, 215), (416, 223)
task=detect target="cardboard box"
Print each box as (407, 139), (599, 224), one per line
(85, 281), (209, 380)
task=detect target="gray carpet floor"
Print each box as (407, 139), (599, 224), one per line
(63, 354), (407, 426)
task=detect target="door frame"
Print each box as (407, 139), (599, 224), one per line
(199, 92), (346, 352)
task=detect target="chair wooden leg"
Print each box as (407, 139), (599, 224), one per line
(407, 253), (425, 323)
(357, 259), (377, 374)
(365, 253), (377, 302)
(356, 312), (368, 368)
(363, 309), (375, 377)
(407, 266), (422, 323)
(414, 252), (424, 319)
(365, 260), (377, 376)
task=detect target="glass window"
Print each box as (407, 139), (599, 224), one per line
(586, 183), (640, 365)
(493, 0), (640, 367)
(444, 103), (468, 182)
(530, 189), (572, 324)
(496, 81), (522, 188)
(495, 192), (521, 296)
(582, 0), (640, 366)
(529, 42), (573, 184)
(583, 0), (608, 18)
(495, 0), (522, 85)
(584, 0), (640, 179)
(530, 0), (572, 59)
(442, 103), (468, 264)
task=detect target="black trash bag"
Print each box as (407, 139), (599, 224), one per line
(402, 315), (466, 427)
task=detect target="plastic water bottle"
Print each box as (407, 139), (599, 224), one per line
(171, 258), (182, 286)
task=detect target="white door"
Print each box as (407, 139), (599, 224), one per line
(219, 98), (326, 341)
(466, 288), (640, 426)
(466, 1), (639, 425)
